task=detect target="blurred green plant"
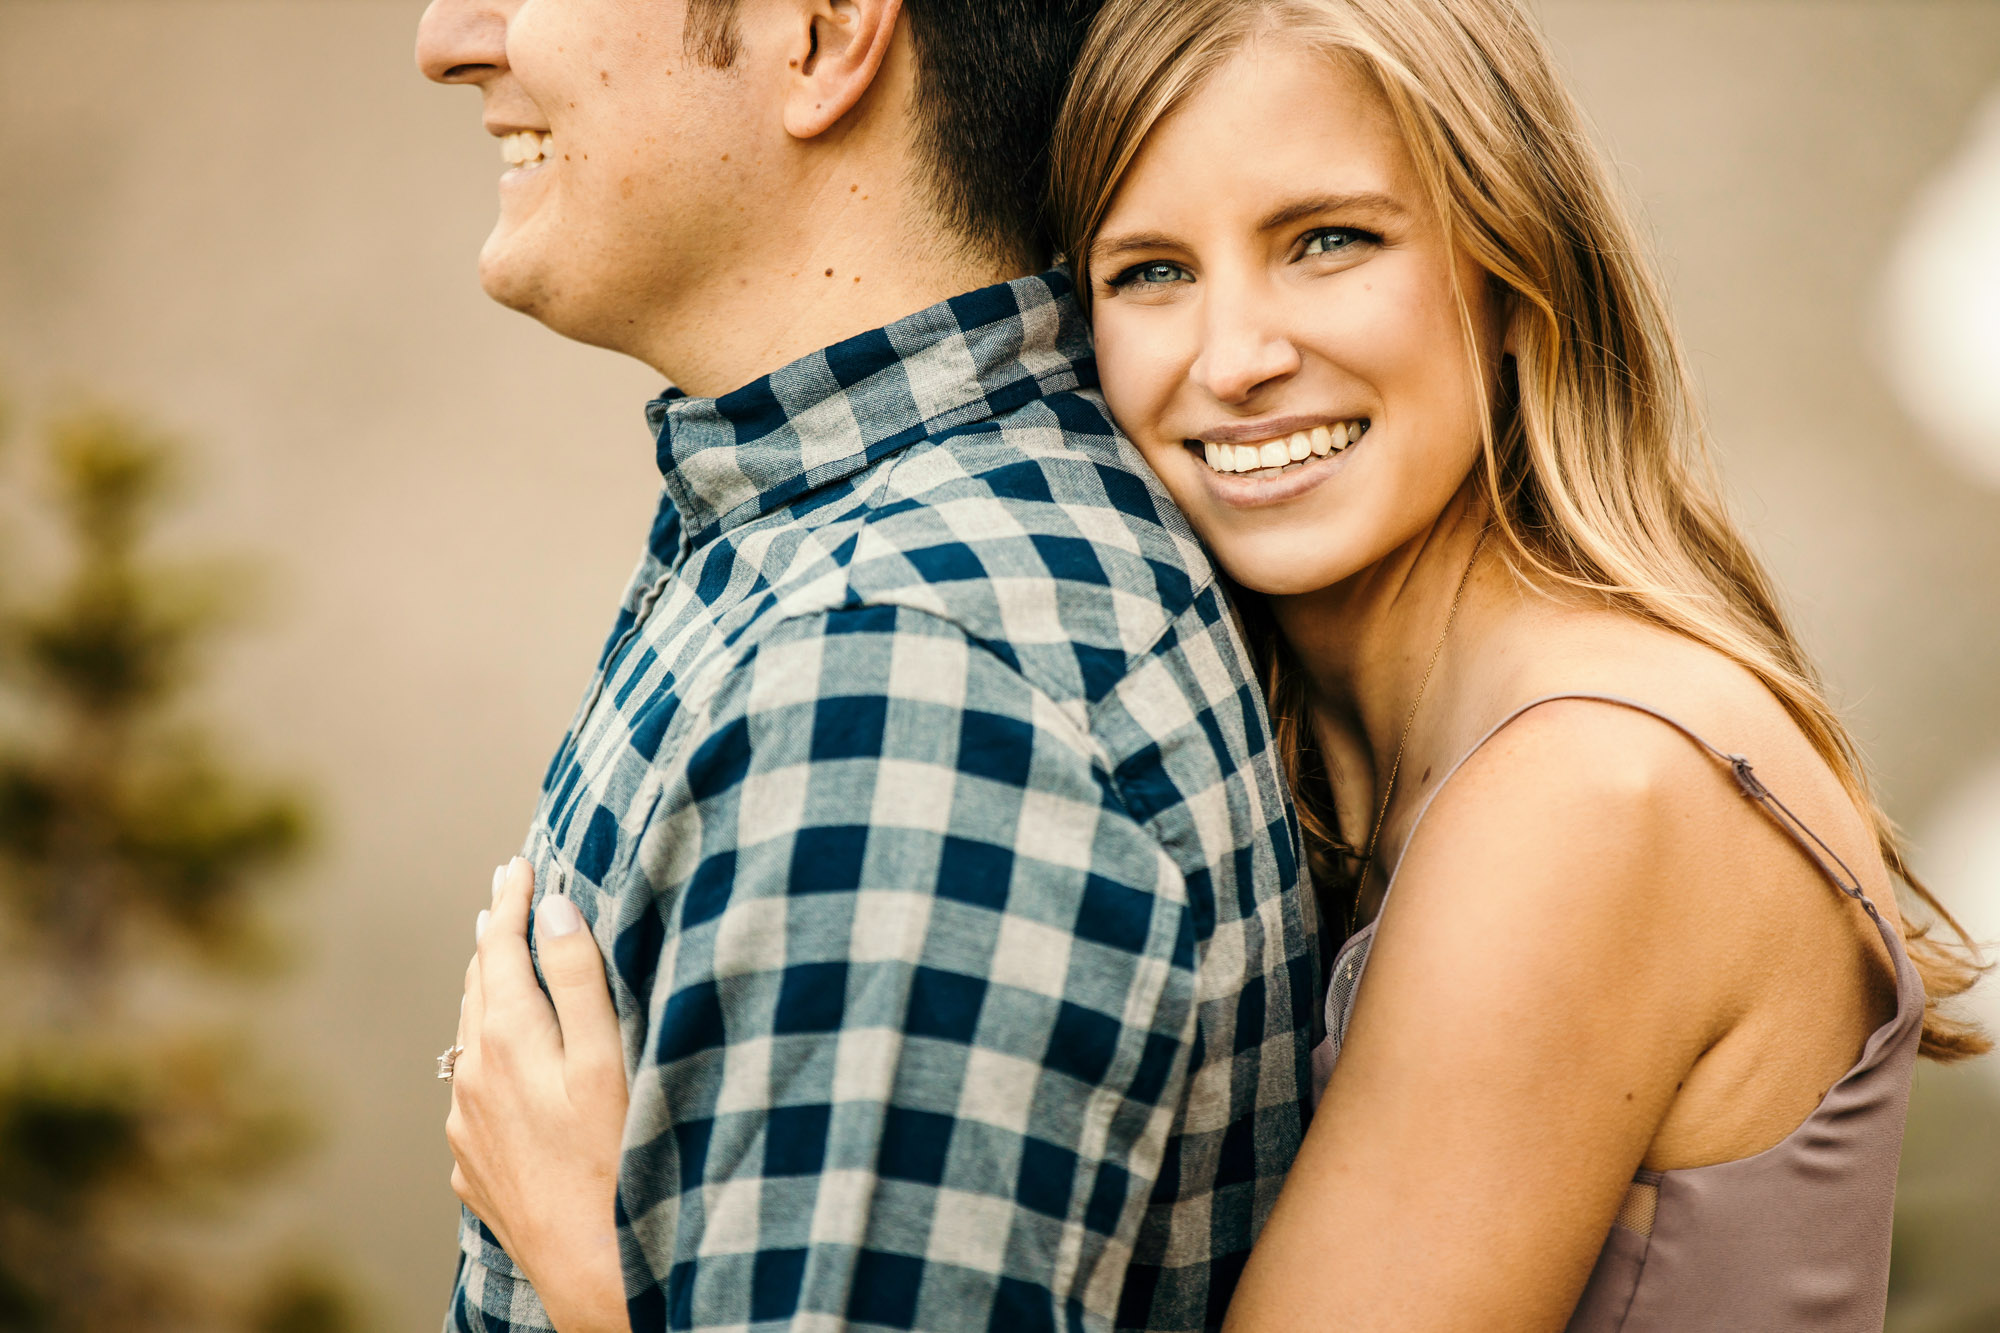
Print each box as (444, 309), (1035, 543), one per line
(0, 394), (358, 1332)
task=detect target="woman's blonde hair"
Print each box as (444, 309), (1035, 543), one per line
(1050, 0), (1987, 1058)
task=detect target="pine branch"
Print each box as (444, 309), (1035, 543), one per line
(0, 395), (356, 1331)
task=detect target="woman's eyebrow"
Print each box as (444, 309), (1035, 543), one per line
(1258, 191), (1407, 231)
(1089, 230), (1186, 263)
(1092, 193), (1408, 260)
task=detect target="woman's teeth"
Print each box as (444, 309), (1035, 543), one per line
(501, 131), (553, 167)
(1200, 419), (1369, 475)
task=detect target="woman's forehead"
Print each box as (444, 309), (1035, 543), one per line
(1099, 44), (1418, 232)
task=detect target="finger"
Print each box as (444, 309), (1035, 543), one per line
(477, 857), (544, 1010)
(447, 991), (469, 1119)
(535, 895), (625, 1100)
(469, 862), (502, 951)
(462, 953), (485, 1052)
(459, 864), (505, 1049)
(494, 856), (533, 933)
(447, 987), (473, 1118)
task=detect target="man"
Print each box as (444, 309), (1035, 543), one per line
(416, 1), (1316, 1328)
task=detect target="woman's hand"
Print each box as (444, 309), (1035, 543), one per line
(447, 857), (631, 1333)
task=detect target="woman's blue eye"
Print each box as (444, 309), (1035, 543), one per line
(1303, 228), (1372, 257)
(1111, 260), (1192, 288)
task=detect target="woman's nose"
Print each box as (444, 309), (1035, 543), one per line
(417, 0), (510, 86)
(1189, 299), (1303, 405)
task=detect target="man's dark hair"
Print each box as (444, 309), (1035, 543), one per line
(686, 0), (1104, 266)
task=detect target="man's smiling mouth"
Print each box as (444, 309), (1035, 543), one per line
(501, 130), (554, 168)
(1192, 418), (1371, 477)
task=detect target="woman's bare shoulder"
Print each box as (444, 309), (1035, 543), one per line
(1401, 684), (1752, 933)
(1465, 601), (1859, 831)
(1383, 693), (1741, 1006)
(1430, 607), (1881, 912)
(1370, 604), (1902, 1160)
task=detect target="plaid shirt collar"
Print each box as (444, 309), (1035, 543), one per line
(645, 268), (1095, 549)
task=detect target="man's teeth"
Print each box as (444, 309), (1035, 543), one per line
(1200, 420), (1369, 475)
(501, 131), (553, 167)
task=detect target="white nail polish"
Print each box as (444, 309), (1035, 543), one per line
(539, 894), (584, 939)
(475, 909), (490, 945)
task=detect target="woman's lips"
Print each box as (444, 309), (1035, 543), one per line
(1193, 418), (1370, 476)
(1183, 418), (1372, 507)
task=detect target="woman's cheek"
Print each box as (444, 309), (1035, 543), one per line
(1094, 311), (1185, 430)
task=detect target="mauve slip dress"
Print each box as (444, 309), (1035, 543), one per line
(1308, 693), (1923, 1333)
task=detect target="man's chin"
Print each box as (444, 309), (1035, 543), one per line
(477, 228), (551, 319)
(474, 221), (657, 361)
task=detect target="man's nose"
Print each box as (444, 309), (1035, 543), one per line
(1190, 292), (1303, 405)
(417, 0), (509, 86)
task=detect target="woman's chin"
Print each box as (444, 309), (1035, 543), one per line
(1208, 539), (1359, 598)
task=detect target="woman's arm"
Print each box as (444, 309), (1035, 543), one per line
(448, 858), (631, 1333)
(1225, 705), (1741, 1332)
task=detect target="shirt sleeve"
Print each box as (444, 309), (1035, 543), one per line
(613, 603), (1201, 1332)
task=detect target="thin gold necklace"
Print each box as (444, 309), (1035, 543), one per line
(1353, 526), (1489, 896)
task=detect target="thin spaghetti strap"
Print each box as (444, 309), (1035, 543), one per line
(1717, 758), (1880, 919)
(1383, 693), (1884, 920)
(1501, 698), (1923, 1051)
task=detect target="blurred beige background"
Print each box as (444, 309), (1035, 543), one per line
(2, 0), (1997, 1327)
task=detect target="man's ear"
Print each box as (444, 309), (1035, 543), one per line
(781, 0), (904, 141)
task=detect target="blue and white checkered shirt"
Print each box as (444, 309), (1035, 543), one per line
(447, 272), (1317, 1333)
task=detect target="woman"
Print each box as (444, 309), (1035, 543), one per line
(449, 0), (1987, 1327)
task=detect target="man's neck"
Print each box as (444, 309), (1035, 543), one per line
(633, 187), (1027, 398)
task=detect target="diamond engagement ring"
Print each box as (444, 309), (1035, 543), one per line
(436, 1044), (465, 1081)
